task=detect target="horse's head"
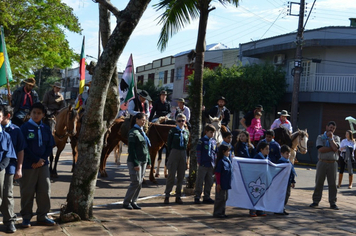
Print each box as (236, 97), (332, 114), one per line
(209, 115), (222, 131)
(66, 105), (79, 137)
(297, 129), (308, 154)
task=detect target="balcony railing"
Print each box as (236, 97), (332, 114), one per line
(286, 74), (356, 93)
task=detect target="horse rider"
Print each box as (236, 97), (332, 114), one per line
(270, 110), (293, 133)
(120, 90), (151, 139)
(175, 98), (191, 129)
(11, 78), (39, 127)
(149, 90), (171, 123)
(207, 96), (230, 128)
(42, 82), (65, 116)
(240, 105), (264, 130)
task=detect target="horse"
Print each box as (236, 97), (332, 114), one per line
(208, 115), (227, 146)
(274, 127), (308, 164)
(49, 105), (79, 178)
(99, 117), (126, 177)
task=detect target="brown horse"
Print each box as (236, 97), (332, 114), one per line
(49, 105), (79, 178)
(99, 118), (126, 177)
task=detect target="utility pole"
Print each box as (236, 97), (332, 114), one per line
(291, 0), (305, 130)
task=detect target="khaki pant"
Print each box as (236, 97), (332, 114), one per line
(0, 174), (16, 225)
(164, 149), (187, 197)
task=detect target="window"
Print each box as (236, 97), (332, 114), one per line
(170, 69), (175, 83)
(176, 67), (183, 80)
(137, 75), (144, 85)
(164, 70), (168, 84)
(148, 73), (155, 84)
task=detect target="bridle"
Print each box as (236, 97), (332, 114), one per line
(297, 133), (308, 153)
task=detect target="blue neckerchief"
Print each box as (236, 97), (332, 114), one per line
(28, 118), (43, 147)
(176, 125), (185, 147)
(205, 135), (212, 156)
(280, 156), (297, 177)
(257, 152), (268, 160)
(134, 124), (151, 147)
(322, 132), (330, 147)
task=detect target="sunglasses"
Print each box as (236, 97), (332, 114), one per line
(177, 120), (185, 123)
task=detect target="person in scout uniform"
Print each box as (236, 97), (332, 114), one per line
(20, 102), (56, 228)
(164, 113), (189, 205)
(0, 105), (26, 233)
(123, 112), (151, 210)
(11, 78), (39, 127)
(42, 82), (65, 115)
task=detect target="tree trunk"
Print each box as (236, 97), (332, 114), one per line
(65, 0), (151, 220)
(188, 2), (209, 188)
(99, 1), (119, 127)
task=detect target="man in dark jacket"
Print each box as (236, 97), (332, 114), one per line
(207, 96), (230, 127)
(149, 90), (171, 122)
(42, 82), (65, 115)
(11, 78), (39, 127)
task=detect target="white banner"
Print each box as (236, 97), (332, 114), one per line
(226, 157), (292, 213)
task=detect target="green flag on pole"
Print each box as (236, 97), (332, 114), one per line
(0, 26), (13, 87)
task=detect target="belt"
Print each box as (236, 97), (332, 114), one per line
(320, 159), (337, 163)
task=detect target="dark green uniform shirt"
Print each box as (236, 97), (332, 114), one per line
(127, 127), (151, 167)
(167, 127), (189, 152)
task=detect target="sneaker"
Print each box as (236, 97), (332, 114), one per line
(123, 203), (133, 210)
(131, 203), (141, 210)
(213, 214), (226, 218)
(330, 204), (339, 210)
(37, 217), (56, 226)
(6, 222), (17, 233)
(175, 197), (183, 204)
(194, 198), (201, 204)
(283, 210), (289, 215)
(309, 203), (318, 208)
(249, 213), (257, 217)
(164, 197), (169, 204)
(202, 198), (215, 204)
(22, 219), (31, 228)
(257, 212), (267, 216)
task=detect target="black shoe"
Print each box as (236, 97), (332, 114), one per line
(283, 210), (289, 215)
(194, 198), (201, 204)
(309, 203), (318, 208)
(202, 198), (215, 204)
(6, 222), (16, 233)
(123, 203), (133, 210)
(175, 197), (183, 204)
(274, 212), (285, 215)
(131, 203), (141, 210)
(164, 197), (169, 204)
(330, 204), (339, 210)
(213, 214), (226, 218)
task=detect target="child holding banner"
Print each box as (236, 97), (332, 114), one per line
(213, 144), (232, 218)
(276, 145), (296, 215)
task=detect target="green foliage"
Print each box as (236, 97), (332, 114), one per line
(193, 63), (286, 113)
(0, 0), (81, 81)
(33, 67), (62, 99)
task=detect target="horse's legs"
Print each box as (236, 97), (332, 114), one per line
(70, 137), (78, 172)
(164, 147), (170, 178)
(99, 139), (120, 177)
(52, 144), (65, 178)
(156, 147), (163, 177)
(114, 142), (122, 165)
(49, 151), (54, 174)
(290, 149), (296, 165)
(149, 148), (159, 183)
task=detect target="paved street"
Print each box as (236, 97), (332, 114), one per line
(2, 144), (356, 235)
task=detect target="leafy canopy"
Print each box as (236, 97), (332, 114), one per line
(154, 0), (239, 52)
(0, 0), (81, 81)
(191, 63), (287, 113)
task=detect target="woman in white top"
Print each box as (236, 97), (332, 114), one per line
(338, 130), (356, 189)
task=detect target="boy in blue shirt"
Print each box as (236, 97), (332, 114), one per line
(194, 124), (217, 204)
(276, 145), (296, 215)
(20, 102), (55, 228)
(258, 129), (281, 163)
(221, 131), (234, 158)
(0, 105), (26, 233)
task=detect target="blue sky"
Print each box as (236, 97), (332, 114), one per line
(62, 0), (356, 71)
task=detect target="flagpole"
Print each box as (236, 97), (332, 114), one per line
(0, 26), (11, 106)
(131, 54), (139, 110)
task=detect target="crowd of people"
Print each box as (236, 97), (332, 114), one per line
(0, 77), (352, 232)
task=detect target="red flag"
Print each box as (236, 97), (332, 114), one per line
(76, 36), (85, 109)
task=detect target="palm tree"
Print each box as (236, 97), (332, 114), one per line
(155, 0), (239, 188)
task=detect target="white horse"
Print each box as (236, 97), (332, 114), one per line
(289, 129), (309, 164)
(209, 115), (225, 146)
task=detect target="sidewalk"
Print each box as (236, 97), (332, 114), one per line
(4, 146), (356, 235)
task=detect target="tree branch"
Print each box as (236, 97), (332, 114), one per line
(93, 0), (121, 18)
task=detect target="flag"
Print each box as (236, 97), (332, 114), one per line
(119, 54), (135, 110)
(75, 36), (85, 109)
(226, 157), (292, 213)
(0, 26), (13, 87)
